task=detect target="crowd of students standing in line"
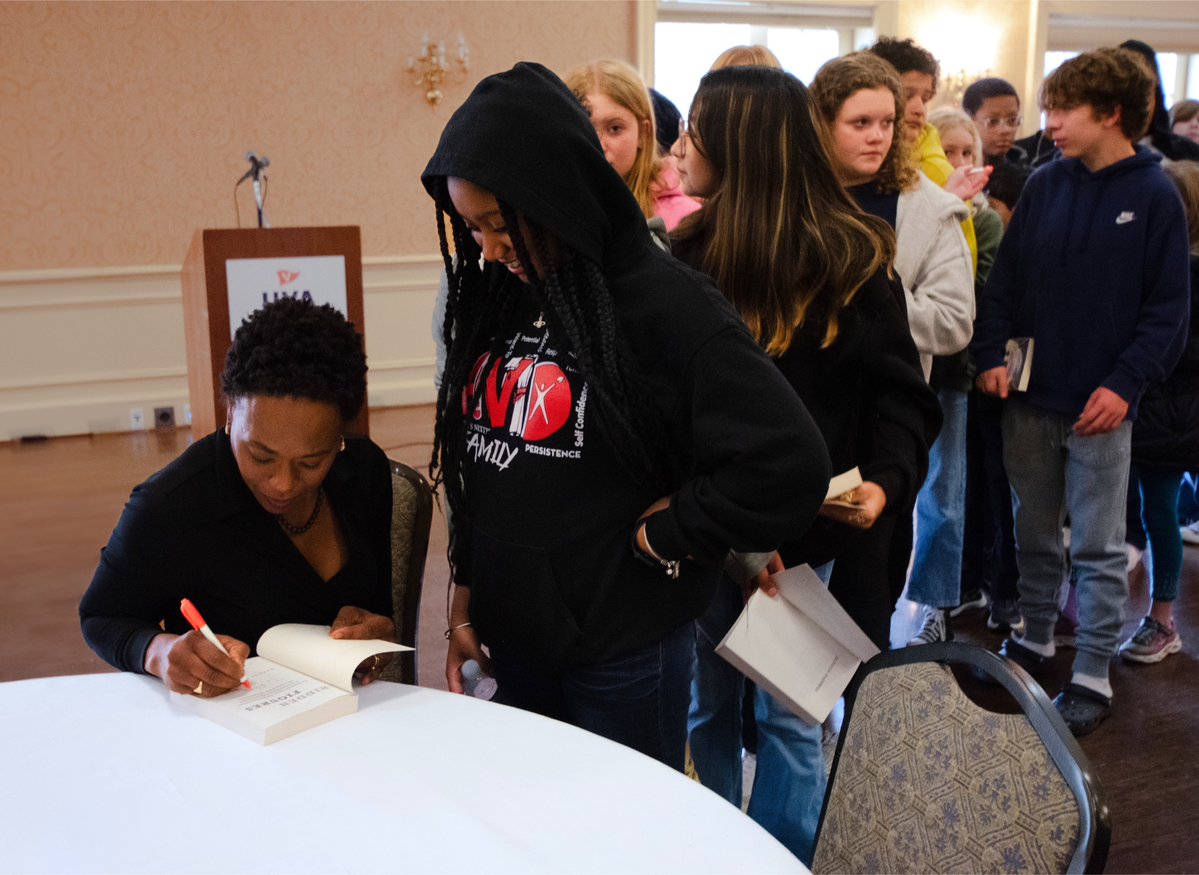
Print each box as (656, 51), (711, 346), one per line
(78, 31), (1199, 869)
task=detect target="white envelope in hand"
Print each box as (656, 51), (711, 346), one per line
(715, 564), (880, 725)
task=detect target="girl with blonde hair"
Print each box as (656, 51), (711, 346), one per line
(709, 44), (781, 71)
(564, 59), (699, 230)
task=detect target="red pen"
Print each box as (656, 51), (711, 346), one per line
(180, 598), (252, 689)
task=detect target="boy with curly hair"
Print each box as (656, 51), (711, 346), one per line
(972, 47), (1191, 735)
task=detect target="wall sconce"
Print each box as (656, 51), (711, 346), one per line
(407, 33), (469, 106)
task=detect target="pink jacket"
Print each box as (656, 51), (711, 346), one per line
(651, 157), (701, 231)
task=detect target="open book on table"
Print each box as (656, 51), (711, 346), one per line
(171, 624), (412, 745)
(715, 565), (879, 725)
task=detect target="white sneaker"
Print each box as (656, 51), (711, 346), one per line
(908, 606), (949, 646)
(1181, 520), (1199, 546)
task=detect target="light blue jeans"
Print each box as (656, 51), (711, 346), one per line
(689, 562), (833, 865)
(1002, 400), (1130, 679)
(908, 389), (969, 609)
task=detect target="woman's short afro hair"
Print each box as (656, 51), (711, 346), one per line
(220, 297), (368, 423)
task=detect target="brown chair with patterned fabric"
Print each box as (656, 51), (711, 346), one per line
(378, 459), (433, 686)
(813, 642), (1110, 874)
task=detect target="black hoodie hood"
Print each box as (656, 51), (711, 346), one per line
(1120, 39), (1199, 161)
(421, 62), (651, 265)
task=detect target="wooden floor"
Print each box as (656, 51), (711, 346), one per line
(2, 404), (1197, 872)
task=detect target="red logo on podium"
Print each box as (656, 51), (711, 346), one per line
(277, 270), (301, 285)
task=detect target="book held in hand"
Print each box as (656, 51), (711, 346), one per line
(715, 565), (879, 725)
(171, 624), (412, 745)
(823, 467), (864, 510)
(1005, 337), (1034, 392)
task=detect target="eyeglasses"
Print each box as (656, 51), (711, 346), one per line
(979, 115), (1023, 130)
(676, 118), (691, 154)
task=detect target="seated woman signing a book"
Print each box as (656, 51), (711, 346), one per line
(79, 298), (395, 698)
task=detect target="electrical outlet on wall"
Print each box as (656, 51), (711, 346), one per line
(154, 406), (175, 429)
(129, 408), (146, 431)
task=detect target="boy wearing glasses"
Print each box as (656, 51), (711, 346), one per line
(965, 76), (1061, 169)
(963, 78), (1029, 167)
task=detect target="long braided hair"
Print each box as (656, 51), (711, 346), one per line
(429, 178), (673, 580)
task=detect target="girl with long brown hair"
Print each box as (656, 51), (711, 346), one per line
(671, 64), (939, 862)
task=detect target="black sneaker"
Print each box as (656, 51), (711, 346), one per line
(987, 598), (1025, 636)
(949, 590), (989, 618)
(999, 637), (1049, 675)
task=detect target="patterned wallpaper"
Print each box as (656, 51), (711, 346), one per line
(0, 1), (634, 270)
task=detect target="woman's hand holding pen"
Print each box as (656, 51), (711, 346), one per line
(331, 605), (397, 685)
(144, 631), (250, 698)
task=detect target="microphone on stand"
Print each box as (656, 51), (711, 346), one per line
(234, 151), (272, 229)
(236, 151), (270, 186)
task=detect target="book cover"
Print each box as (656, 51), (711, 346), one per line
(1005, 337), (1034, 392)
(171, 624), (412, 745)
(823, 467), (864, 509)
(715, 565), (879, 725)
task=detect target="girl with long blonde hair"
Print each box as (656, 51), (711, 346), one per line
(565, 59), (699, 230)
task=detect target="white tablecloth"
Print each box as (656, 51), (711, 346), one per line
(0, 674), (807, 874)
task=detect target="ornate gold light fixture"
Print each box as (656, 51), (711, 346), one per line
(407, 33), (469, 106)
(940, 68), (992, 108)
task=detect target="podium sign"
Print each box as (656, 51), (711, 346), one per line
(181, 227), (367, 440)
(225, 256), (349, 338)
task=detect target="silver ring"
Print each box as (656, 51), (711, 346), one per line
(193, 681), (204, 695)
(371, 655), (381, 672)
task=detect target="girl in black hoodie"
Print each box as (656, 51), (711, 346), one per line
(421, 63), (829, 769)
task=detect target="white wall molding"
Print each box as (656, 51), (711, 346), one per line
(0, 255), (442, 441)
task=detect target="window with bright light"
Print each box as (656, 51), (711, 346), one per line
(1044, 50), (1199, 111)
(654, 22), (865, 118)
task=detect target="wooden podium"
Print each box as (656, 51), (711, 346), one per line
(180, 227), (368, 441)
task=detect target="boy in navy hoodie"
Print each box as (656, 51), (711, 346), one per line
(972, 47), (1190, 735)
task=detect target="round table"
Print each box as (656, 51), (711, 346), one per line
(0, 674), (806, 874)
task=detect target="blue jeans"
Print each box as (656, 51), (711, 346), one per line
(1135, 465), (1184, 603)
(491, 620), (694, 770)
(689, 562), (833, 865)
(908, 389), (969, 608)
(1002, 400), (1130, 679)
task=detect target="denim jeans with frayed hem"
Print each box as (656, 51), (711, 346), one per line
(908, 389), (969, 609)
(1002, 400), (1130, 679)
(688, 562), (833, 865)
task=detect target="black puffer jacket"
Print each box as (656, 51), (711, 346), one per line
(1134, 255), (1199, 468)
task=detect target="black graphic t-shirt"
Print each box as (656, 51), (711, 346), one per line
(464, 318), (587, 471)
